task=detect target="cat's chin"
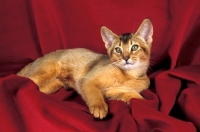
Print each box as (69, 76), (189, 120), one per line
(122, 64), (135, 70)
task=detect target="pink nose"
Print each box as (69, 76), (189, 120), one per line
(123, 56), (130, 61)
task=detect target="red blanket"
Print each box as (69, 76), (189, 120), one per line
(1, 0), (200, 131)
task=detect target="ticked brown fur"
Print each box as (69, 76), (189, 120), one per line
(17, 19), (153, 119)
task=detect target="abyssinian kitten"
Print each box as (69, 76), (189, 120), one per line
(17, 19), (153, 119)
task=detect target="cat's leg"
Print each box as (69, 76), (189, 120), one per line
(116, 92), (144, 104)
(27, 61), (60, 87)
(25, 61), (63, 95)
(39, 78), (65, 94)
(104, 90), (144, 104)
(78, 79), (108, 119)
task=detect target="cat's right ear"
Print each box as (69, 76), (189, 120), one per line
(101, 26), (118, 49)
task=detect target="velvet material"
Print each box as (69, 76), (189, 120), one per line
(1, 0), (200, 131)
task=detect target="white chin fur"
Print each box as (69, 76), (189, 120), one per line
(115, 60), (139, 70)
(121, 63), (138, 70)
(122, 64), (135, 70)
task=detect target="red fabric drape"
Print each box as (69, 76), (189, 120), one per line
(1, 0), (200, 131)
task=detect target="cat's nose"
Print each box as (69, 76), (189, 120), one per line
(123, 56), (130, 61)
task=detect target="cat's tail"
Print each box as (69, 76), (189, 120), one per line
(17, 62), (33, 77)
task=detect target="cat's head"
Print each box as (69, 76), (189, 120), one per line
(101, 19), (153, 71)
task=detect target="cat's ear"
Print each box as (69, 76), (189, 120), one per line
(101, 26), (118, 49)
(135, 19), (153, 44)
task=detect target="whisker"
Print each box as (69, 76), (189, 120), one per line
(149, 61), (155, 65)
(148, 66), (153, 72)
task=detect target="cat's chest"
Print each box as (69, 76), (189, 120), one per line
(99, 68), (136, 89)
(110, 77), (135, 88)
(100, 76), (137, 94)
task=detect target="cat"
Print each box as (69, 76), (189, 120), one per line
(17, 19), (153, 119)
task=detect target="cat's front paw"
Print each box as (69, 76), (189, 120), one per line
(117, 92), (144, 104)
(88, 101), (108, 119)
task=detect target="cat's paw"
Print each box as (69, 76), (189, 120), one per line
(89, 102), (108, 119)
(117, 92), (144, 104)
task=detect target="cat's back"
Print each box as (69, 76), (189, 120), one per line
(58, 48), (110, 79)
(59, 48), (106, 64)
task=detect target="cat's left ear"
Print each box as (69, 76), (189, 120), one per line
(135, 19), (153, 44)
(101, 26), (118, 49)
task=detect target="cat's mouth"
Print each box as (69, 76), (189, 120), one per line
(124, 63), (134, 66)
(124, 62), (133, 65)
(114, 60), (137, 70)
(122, 62), (135, 69)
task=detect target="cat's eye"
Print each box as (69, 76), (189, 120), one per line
(115, 47), (122, 53)
(131, 45), (139, 51)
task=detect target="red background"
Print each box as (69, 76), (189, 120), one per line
(1, 0), (200, 131)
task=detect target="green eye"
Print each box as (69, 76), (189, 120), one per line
(115, 47), (122, 53)
(131, 45), (138, 51)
